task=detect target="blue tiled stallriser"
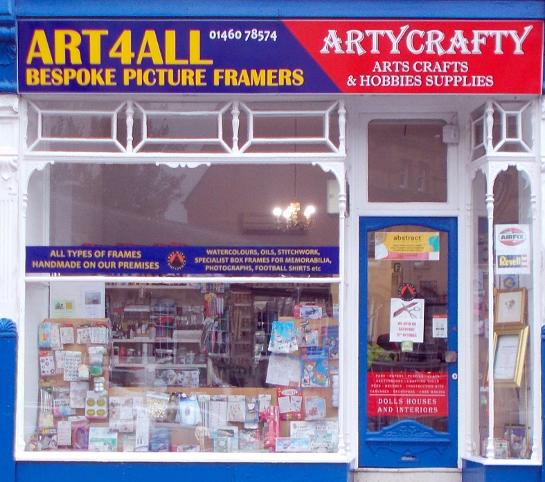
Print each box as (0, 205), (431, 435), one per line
(16, 462), (349, 482)
(462, 459), (540, 482)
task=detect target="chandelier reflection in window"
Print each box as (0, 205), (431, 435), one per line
(272, 165), (316, 232)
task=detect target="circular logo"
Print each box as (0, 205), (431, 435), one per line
(167, 251), (186, 270)
(398, 283), (417, 301)
(499, 227), (525, 246)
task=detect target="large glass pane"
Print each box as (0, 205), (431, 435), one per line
(27, 163), (338, 248)
(24, 281), (340, 453)
(368, 120), (447, 203)
(490, 167), (533, 459)
(367, 226), (449, 432)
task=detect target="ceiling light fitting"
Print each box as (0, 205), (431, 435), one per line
(272, 165), (316, 232)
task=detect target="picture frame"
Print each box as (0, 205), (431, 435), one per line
(493, 438), (509, 458)
(493, 326), (529, 387)
(494, 288), (527, 327)
(504, 424), (528, 458)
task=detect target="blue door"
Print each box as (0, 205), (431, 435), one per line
(359, 217), (458, 467)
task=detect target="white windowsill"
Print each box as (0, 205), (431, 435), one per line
(16, 449), (352, 464)
(462, 455), (542, 466)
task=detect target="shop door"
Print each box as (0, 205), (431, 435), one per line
(359, 217), (458, 468)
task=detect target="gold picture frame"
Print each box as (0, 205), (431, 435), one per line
(494, 288), (527, 327)
(493, 326), (529, 388)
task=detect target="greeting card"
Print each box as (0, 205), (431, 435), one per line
(277, 387), (304, 421)
(304, 395), (327, 420)
(88, 427), (118, 452)
(266, 353), (301, 386)
(39, 350), (56, 377)
(268, 320), (298, 353)
(322, 325), (339, 359)
(227, 395), (246, 423)
(275, 437), (311, 452)
(301, 352), (329, 388)
(63, 351), (82, 381)
(290, 420), (339, 452)
(59, 325), (75, 345)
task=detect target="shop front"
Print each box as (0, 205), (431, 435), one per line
(0, 2), (544, 482)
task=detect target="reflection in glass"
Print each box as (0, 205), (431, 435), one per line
(472, 171), (489, 456)
(24, 282), (340, 453)
(367, 225), (449, 433)
(368, 121), (447, 202)
(490, 167), (533, 459)
(26, 164), (338, 249)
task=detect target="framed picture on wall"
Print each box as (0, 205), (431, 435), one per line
(493, 326), (529, 388)
(494, 288), (527, 327)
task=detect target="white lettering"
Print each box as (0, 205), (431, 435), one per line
(345, 29), (366, 55)
(385, 25), (410, 54)
(319, 25), (534, 56)
(406, 29), (425, 54)
(320, 30), (344, 54)
(510, 25), (533, 55)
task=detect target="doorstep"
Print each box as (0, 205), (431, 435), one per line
(351, 468), (461, 482)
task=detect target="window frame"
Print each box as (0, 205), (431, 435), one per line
(16, 96), (349, 464)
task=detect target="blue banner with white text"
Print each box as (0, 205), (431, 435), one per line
(26, 246), (339, 276)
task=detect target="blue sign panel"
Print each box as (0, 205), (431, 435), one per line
(17, 19), (337, 93)
(26, 246), (339, 276)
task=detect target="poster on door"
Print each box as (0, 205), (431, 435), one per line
(389, 298), (425, 343)
(494, 224), (530, 275)
(367, 371), (448, 417)
(375, 232), (440, 261)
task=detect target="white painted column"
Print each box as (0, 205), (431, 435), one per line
(0, 95), (19, 323)
(541, 99), (545, 295)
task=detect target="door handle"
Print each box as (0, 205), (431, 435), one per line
(445, 351), (457, 363)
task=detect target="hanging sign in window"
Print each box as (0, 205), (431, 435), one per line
(494, 224), (531, 275)
(26, 245), (339, 276)
(367, 371), (448, 418)
(389, 298), (425, 343)
(17, 19), (543, 94)
(375, 232), (439, 261)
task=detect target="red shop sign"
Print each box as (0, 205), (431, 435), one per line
(367, 371), (448, 418)
(286, 20), (544, 94)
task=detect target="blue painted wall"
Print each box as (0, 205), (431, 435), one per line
(16, 462), (349, 482)
(462, 459), (540, 482)
(0, 319), (17, 482)
(0, 0), (14, 92)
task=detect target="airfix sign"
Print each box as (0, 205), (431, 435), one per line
(495, 224), (531, 275)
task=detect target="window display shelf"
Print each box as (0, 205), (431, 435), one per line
(113, 362), (207, 369)
(112, 337), (201, 344)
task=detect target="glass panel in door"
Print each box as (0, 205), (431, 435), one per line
(360, 217), (457, 468)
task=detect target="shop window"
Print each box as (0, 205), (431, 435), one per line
(26, 164), (338, 248)
(23, 281), (340, 454)
(470, 101), (533, 161)
(22, 162), (342, 456)
(25, 100), (345, 155)
(472, 166), (535, 460)
(367, 120), (447, 203)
